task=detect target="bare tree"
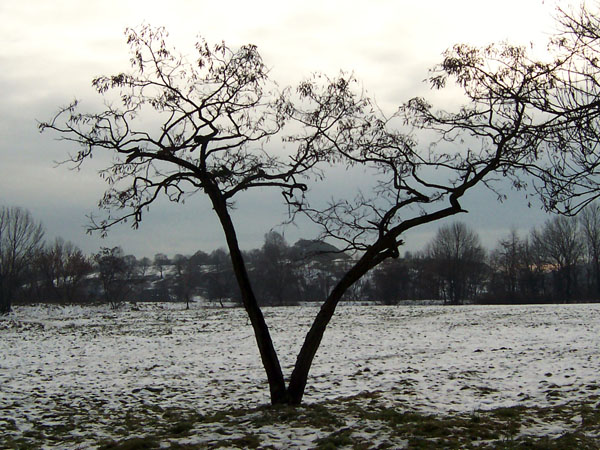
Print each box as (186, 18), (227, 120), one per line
(137, 256), (151, 277)
(369, 258), (412, 304)
(36, 238), (92, 303)
(153, 253), (170, 279)
(273, 4), (600, 401)
(532, 216), (584, 300)
(94, 246), (136, 309)
(490, 229), (526, 301)
(521, 234), (551, 300)
(495, 230), (521, 297)
(172, 254), (196, 308)
(579, 202), (600, 297)
(204, 248), (236, 306)
(41, 7), (600, 405)
(0, 206), (45, 314)
(252, 231), (300, 306)
(40, 26), (319, 404)
(426, 222), (486, 304)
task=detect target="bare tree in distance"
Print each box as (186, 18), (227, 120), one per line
(532, 216), (584, 300)
(254, 231), (299, 306)
(40, 4), (600, 405)
(36, 238), (93, 303)
(153, 253), (170, 279)
(172, 253), (197, 309)
(490, 229), (524, 300)
(94, 246), (136, 309)
(137, 256), (151, 277)
(0, 206), (45, 314)
(204, 248), (237, 306)
(579, 202), (600, 296)
(426, 222), (486, 305)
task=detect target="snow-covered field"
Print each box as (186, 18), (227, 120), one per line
(1, 302), (599, 446)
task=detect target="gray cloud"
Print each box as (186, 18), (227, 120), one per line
(0, 0), (566, 257)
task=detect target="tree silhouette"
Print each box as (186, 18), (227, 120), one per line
(36, 238), (92, 303)
(94, 246), (136, 309)
(0, 206), (45, 314)
(41, 5), (600, 404)
(532, 216), (584, 300)
(426, 222), (486, 305)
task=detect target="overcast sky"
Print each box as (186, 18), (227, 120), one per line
(0, 1), (577, 258)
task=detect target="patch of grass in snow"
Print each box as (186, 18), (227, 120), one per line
(581, 404), (600, 427)
(98, 436), (161, 449)
(491, 405), (527, 420)
(0, 417), (18, 431)
(211, 432), (262, 448)
(327, 395), (600, 449)
(515, 432), (600, 449)
(314, 428), (355, 449)
(360, 408), (502, 447)
(198, 406), (249, 424)
(3, 392), (600, 448)
(249, 403), (345, 430)
(168, 419), (195, 436)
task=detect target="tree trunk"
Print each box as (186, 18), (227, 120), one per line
(204, 186), (462, 405)
(594, 256), (600, 298)
(207, 188), (288, 404)
(0, 273), (8, 315)
(565, 266), (572, 301)
(286, 249), (385, 404)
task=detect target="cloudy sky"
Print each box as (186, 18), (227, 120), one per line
(0, 1), (575, 258)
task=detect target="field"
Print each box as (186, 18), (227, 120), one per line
(1, 303), (600, 448)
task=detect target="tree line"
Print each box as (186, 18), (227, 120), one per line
(4, 203), (600, 313)
(371, 209), (600, 305)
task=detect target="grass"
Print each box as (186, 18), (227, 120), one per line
(2, 391), (600, 449)
(315, 428), (355, 449)
(98, 437), (161, 450)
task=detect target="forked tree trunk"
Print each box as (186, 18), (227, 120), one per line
(211, 181), (461, 405)
(216, 208), (383, 404)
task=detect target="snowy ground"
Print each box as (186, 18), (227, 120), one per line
(1, 302), (599, 447)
